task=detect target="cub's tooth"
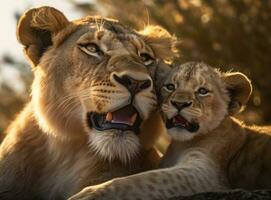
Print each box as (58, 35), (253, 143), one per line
(131, 113), (137, 124)
(106, 112), (113, 121)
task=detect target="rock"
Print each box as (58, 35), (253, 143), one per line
(170, 190), (271, 200)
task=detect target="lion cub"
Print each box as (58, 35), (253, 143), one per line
(69, 62), (271, 200)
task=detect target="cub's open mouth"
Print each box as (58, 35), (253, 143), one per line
(87, 105), (142, 133)
(166, 115), (199, 133)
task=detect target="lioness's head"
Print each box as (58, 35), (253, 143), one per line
(159, 62), (252, 141)
(17, 6), (176, 162)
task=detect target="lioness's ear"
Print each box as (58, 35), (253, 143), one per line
(139, 25), (178, 61)
(17, 6), (70, 66)
(223, 72), (252, 115)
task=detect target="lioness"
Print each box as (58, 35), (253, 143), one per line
(69, 62), (271, 200)
(0, 6), (177, 199)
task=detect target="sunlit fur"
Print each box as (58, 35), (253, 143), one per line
(69, 62), (271, 200)
(89, 130), (140, 164)
(0, 6), (175, 199)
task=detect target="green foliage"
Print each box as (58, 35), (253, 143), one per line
(0, 55), (32, 133)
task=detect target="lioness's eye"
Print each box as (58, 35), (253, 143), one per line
(79, 43), (103, 58)
(85, 43), (99, 53)
(140, 53), (154, 67)
(164, 83), (175, 92)
(197, 87), (210, 96)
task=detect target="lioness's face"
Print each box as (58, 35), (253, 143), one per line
(18, 7), (176, 163)
(160, 62), (230, 141)
(70, 23), (158, 162)
(75, 26), (156, 126)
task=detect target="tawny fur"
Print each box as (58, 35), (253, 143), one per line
(0, 6), (177, 200)
(69, 62), (271, 200)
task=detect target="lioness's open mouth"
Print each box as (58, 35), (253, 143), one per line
(87, 105), (142, 133)
(166, 115), (199, 133)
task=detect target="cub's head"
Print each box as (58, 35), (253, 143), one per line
(159, 62), (252, 141)
(17, 6), (176, 163)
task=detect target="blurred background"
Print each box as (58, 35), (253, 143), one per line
(1, 0), (271, 137)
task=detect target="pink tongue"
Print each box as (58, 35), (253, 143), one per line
(112, 106), (136, 125)
(174, 115), (188, 125)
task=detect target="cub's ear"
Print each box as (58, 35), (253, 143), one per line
(17, 6), (70, 66)
(139, 25), (178, 61)
(222, 72), (252, 115)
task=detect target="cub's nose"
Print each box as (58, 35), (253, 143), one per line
(171, 100), (192, 111)
(113, 74), (152, 95)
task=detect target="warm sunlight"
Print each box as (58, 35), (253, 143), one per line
(0, 1), (271, 200)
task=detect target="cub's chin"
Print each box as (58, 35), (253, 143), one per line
(88, 129), (140, 164)
(166, 114), (200, 142)
(168, 128), (197, 141)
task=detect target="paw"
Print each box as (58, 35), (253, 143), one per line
(68, 185), (114, 200)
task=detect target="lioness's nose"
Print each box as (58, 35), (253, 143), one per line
(113, 74), (152, 95)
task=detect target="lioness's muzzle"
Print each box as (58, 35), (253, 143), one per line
(87, 105), (142, 133)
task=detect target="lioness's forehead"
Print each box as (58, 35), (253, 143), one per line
(73, 17), (153, 56)
(75, 16), (134, 35)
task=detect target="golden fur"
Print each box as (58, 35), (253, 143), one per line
(0, 6), (177, 199)
(69, 62), (271, 200)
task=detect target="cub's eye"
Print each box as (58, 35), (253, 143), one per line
(197, 87), (210, 96)
(79, 43), (103, 58)
(140, 53), (154, 66)
(164, 83), (175, 92)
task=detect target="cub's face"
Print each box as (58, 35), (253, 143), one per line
(160, 62), (252, 141)
(17, 7), (176, 163)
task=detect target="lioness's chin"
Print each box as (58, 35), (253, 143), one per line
(89, 129), (140, 164)
(168, 128), (198, 141)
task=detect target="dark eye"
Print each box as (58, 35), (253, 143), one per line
(197, 87), (210, 96)
(85, 43), (99, 53)
(164, 83), (175, 92)
(79, 43), (103, 57)
(140, 53), (154, 66)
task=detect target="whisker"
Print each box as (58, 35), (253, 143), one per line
(95, 16), (99, 31)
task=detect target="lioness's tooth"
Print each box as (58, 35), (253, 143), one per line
(106, 112), (113, 121)
(130, 113), (137, 124)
